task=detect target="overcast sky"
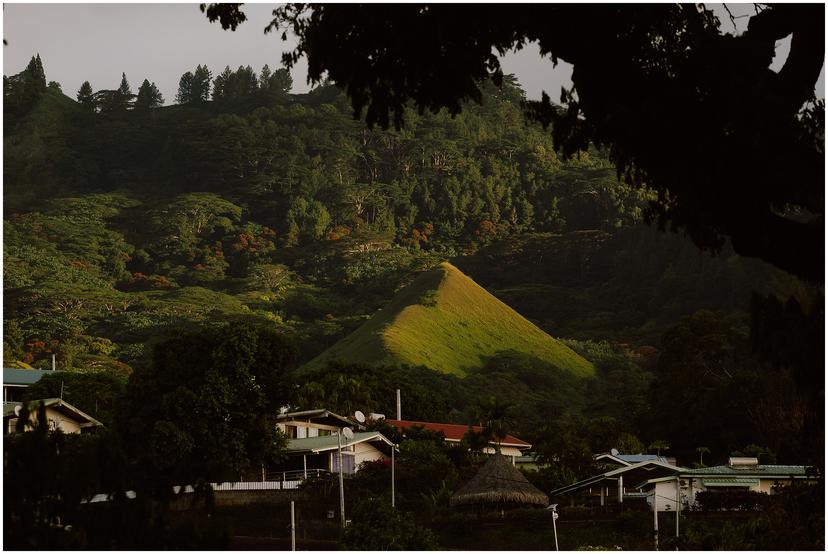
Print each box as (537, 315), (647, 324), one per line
(2, 3), (823, 104)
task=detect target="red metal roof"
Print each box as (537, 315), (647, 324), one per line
(385, 419), (531, 449)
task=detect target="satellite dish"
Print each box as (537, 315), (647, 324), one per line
(342, 427), (354, 440)
(354, 410), (366, 423)
(14, 405), (21, 417)
(611, 448), (619, 456)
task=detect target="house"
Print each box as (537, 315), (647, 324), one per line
(384, 419), (532, 463)
(273, 409), (393, 477)
(550, 459), (686, 507)
(514, 453), (545, 471)
(4, 398), (103, 434)
(644, 457), (818, 510)
(280, 431), (395, 477)
(3, 367), (55, 402)
(553, 455), (817, 512)
(276, 408), (360, 438)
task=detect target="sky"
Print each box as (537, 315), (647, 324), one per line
(2, 3), (823, 104)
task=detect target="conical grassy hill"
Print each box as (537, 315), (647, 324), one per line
(300, 262), (594, 377)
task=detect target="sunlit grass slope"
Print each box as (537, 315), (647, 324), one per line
(300, 262), (594, 377)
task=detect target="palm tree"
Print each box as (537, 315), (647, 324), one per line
(648, 440), (670, 457)
(473, 396), (514, 453)
(696, 446), (710, 467)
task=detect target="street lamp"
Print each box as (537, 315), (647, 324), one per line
(338, 427), (354, 527)
(546, 503), (559, 551)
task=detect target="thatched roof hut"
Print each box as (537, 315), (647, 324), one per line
(450, 454), (549, 508)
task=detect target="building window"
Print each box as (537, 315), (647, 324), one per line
(284, 425), (297, 438)
(332, 453), (356, 474)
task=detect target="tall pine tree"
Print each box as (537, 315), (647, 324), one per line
(192, 64), (212, 103)
(212, 66), (232, 101)
(114, 72), (135, 110)
(135, 79), (164, 109)
(177, 65), (212, 104)
(18, 54), (48, 111)
(176, 71), (194, 104)
(76, 81), (95, 111)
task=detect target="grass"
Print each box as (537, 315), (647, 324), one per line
(300, 262), (594, 377)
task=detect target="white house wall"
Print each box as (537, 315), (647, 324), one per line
(354, 441), (387, 467)
(648, 479), (688, 512)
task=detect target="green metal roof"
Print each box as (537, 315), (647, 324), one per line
(682, 465), (810, 477)
(4, 368), (54, 386)
(702, 478), (760, 487)
(286, 431), (392, 454)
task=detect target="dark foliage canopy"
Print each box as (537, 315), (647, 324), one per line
(203, 3), (824, 282)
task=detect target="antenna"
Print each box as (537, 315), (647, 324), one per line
(342, 427), (354, 440)
(354, 410), (365, 424)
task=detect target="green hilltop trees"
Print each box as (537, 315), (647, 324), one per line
(135, 79), (164, 110)
(176, 64), (212, 104)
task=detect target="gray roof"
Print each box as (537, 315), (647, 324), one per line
(594, 453), (668, 466)
(551, 459), (686, 497)
(277, 408), (358, 428)
(681, 464), (811, 478)
(286, 431), (393, 454)
(618, 454), (668, 464)
(4, 368), (54, 386)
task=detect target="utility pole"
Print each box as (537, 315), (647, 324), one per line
(653, 492), (659, 550)
(290, 500), (296, 551)
(338, 431), (345, 527)
(391, 444), (396, 508)
(338, 427), (353, 527)
(675, 476), (681, 538)
(396, 388), (401, 420)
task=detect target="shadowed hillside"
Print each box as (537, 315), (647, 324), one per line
(300, 262), (594, 377)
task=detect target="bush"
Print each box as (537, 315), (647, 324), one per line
(695, 490), (770, 511)
(342, 497), (438, 550)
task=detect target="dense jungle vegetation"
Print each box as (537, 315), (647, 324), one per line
(4, 54), (822, 548)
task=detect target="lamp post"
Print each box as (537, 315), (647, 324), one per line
(547, 504), (559, 551)
(338, 427), (353, 527)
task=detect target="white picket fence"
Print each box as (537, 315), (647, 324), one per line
(83, 469), (329, 503)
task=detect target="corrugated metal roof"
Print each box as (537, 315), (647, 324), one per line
(4, 368), (54, 386)
(385, 419), (531, 448)
(286, 431), (392, 454)
(702, 478), (760, 487)
(618, 454), (668, 464)
(683, 465), (809, 477)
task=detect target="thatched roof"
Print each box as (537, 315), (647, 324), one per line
(450, 454), (549, 507)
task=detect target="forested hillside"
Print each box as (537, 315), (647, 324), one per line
(4, 56), (658, 372)
(4, 55), (815, 469)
